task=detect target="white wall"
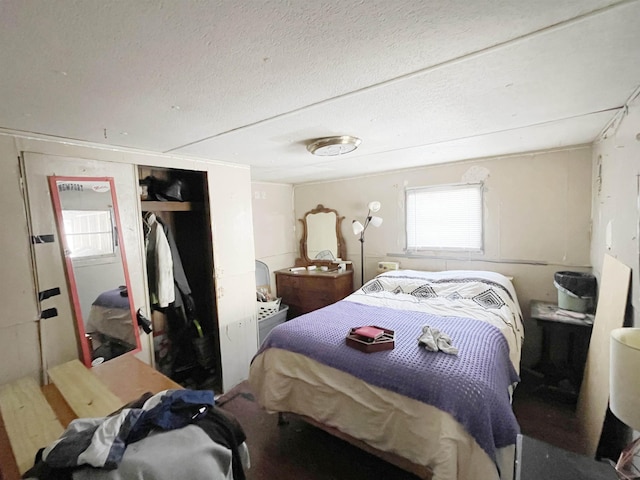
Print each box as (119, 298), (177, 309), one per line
(591, 94), (640, 327)
(293, 146), (593, 367)
(251, 182), (297, 294)
(0, 135), (42, 384)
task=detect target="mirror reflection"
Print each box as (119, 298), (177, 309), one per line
(299, 204), (347, 265)
(49, 177), (140, 367)
(307, 211), (338, 260)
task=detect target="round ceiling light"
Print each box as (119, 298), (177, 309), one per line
(307, 135), (361, 156)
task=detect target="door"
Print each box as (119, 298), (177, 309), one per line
(21, 152), (152, 377)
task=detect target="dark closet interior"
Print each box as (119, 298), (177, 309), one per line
(139, 166), (221, 391)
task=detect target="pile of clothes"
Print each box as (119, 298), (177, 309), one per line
(24, 389), (248, 480)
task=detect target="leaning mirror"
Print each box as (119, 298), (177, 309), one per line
(299, 204), (347, 265)
(49, 176), (140, 367)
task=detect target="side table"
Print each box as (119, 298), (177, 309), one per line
(529, 300), (594, 401)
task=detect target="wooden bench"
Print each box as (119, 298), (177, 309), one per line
(0, 355), (181, 480)
(0, 377), (64, 475)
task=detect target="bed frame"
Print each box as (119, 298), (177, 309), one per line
(278, 412), (433, 480)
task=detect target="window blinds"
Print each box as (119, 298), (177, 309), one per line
(406, 183), (483, 251)
(62, 210), (115, 258)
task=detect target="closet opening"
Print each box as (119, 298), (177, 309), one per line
(139, 166), (221, 391)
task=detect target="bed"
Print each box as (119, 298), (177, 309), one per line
(249, 269), (524, 480)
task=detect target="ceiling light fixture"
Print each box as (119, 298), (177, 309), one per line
(307, 135), (361, 156)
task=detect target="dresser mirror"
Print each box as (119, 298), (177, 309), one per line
(49, 176), (141, 367)
(298, 204), (347, 265)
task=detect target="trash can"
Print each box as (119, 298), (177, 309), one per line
(553, 271), (597, 313)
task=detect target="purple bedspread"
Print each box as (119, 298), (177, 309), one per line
(257, 300), (520, 464)
(92, 287), (129, 309)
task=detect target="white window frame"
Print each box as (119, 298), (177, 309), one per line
(405, 183), (484, 253)
(61, 209), (117, 262)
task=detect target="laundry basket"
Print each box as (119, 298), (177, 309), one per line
(257, 297), (282, 320)
(256, 260), (289, 343)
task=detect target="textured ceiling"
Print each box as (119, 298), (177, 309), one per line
(1, 0), (638, 183)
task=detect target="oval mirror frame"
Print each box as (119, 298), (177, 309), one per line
(298, 204), (347, 265)
(48, 176), (141, 367)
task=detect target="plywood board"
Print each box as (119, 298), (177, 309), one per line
(0, 377), (63, 474)
(48, 360), (123, 418)
(576, 254), (631, 456)
(92, 354), (182, 404)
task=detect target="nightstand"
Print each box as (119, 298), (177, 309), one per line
(514, 434), (616, 479)
(529, 300), (594, 401)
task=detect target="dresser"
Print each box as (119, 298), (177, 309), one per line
(275, 268), (354, 318)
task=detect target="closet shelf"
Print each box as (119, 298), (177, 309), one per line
(140, 201), (202, 212)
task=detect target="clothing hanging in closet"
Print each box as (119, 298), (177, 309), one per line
(143, 212), (174, 308)
(143, 212), (196, 320)
(143, 211), (200, 378)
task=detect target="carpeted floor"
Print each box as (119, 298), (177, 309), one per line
(215, 371), (584, 480)
(216, 382), (421, 480)
(511, 369), (587, 455)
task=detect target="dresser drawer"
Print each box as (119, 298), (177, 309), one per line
(275, 269), (353, 317)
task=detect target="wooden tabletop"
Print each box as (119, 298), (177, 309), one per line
(0, 354), (180, 480)
(92, 353), (182, 404)
(275, 267), (353, 278)
(530, 300), (594, 327)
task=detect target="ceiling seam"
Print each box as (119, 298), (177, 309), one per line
(0, 128), (248, 169)
(290, 144), (594, 187)
(338, 106), (623, 159)
(256, 107), (617, 180)
(594, 82), (640, 141)
(165, 0), (637, 154)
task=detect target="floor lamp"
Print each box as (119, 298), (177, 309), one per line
(352, 201), (383, 287)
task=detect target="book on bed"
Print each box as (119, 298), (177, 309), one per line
(353, 326), (385, 341)
(346, 326), (395, 352)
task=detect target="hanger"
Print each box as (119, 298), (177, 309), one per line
(143, 211), (156, 224)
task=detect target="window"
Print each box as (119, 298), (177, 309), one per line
(406, 183), (483, 252)
(62, 209), (116, 259)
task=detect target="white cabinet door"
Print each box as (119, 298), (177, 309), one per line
(22, 152), (152, 375)
(207, 163), (258, 391)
